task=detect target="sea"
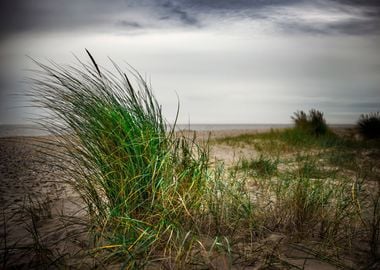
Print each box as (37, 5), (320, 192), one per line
(0, 124), (294, 137)
(0, 124), (51, 137)
(0, 123), (353, 137)
(175, 123), (292, 131)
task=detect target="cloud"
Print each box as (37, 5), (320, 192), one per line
(160, 1), (199, 26)
(261, 2), (380, 35)
(117, 20), (143, 29)
(157, 0), (380, 36)
(0, 0), (203, 39)
(0, 0), (117, 38)
(332, 0), (380, 7)
(326, 19), (380, 35)
(1, 0), (380, 39)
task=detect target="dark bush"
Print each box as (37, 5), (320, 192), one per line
(291, 109), (328, 136)
(292, 110), (308, 129)
(357, 112), (380, 139)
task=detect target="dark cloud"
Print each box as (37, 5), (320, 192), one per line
(0, 0), (122, 38)
(161, 1), (199, 26)
(278, 16), (380, 35)
(327, 19), (380, 35)
(0, 0), (202, 38)
(326, 0), (380, 34)
(0, 0), (380, 39)
(117, 20), (142, 29)
(348, 101), (380, 110)
(177, 0), (302, 10)
(332, 0), (380, 7)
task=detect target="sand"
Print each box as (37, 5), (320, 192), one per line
(0, 136), (88, 268)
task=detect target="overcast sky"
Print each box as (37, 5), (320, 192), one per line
(0, 0), (379, 124)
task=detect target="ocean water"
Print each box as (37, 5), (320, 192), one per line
(0, 125), (51, 137)
(1, 123), (355, 137)
(0, 124), (294, 137)
(175, 123), (292, 131)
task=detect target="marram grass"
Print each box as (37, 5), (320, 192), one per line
(30, 51), (254, 268)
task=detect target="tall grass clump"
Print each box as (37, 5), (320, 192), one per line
(29, 51), (254, 268)
(357, 112), (380, 139)
(292, 109), (328, 136)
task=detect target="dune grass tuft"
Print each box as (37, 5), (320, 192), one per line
(29, 52), (256, 268)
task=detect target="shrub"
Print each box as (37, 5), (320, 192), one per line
(291, 109), (328, 136)
(357, 112), (380, 139)
(292, 110), (308, 129)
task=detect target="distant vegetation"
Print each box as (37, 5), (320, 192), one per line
(357, 112), (380, 139)
(292, 109), (328, 136)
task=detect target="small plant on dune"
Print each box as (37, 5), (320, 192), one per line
(238, 155), (278, 177)
(353, 168), (380, 265)
(273, 176), (329, 233)
(357, 112), (380, 139)
(292, 109), (328, 136)
(295, 156), (336, 179)
(267, 174), (354, 238)
(29, 51), (255, 268)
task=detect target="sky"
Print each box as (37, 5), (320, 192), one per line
(0, 0), (379, 124)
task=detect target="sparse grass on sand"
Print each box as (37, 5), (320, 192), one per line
(214, 125), (380, 269)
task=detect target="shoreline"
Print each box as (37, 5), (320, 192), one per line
(0, 123), (356, 138)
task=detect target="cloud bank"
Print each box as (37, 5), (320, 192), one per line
(1, 0), (380, 36)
